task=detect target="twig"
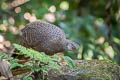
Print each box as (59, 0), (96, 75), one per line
(8, 0), (30, 9)
(11, 68), (31, 76)
(23, 71), (33, 78)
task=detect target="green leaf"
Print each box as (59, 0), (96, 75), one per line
(9, 63), (24, 70)
(0, 52), (8, 59)
(9, 58), (19, 64)
(21, 77), (32, 80)
(62, 56), (75, 69)
(48, 61), (61, 70)
(32, 67), (41, 72)
(113, 37), (120, 44)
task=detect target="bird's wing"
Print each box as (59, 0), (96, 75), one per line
(20, 27), (57, 47)
(20, 22), (66, 47)
(20, 27), (42, 47)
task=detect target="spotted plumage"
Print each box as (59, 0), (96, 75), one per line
(20, 21), (79, 55)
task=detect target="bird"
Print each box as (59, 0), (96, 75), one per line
(19, 21), (79, 55)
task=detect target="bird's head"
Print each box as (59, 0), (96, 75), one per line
(63, 40), (79, 52)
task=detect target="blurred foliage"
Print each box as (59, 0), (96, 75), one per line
(0, 0), (120, 64)
(0, 44), (75, 79)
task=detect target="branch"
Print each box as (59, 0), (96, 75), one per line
(12, 60), (120, 80)
(8, 0), (30, 9)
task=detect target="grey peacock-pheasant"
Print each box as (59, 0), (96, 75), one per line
(19, 21), (79, 55)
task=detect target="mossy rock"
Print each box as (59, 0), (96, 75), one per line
(47, 60), (120, 80)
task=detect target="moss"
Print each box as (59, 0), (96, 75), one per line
(47, 60), (120, 80)
(76, 70), (113, 80)
(73, 60), (120, 80)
